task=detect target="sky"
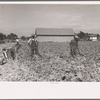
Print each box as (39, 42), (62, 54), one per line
(0, 4), (100, 36)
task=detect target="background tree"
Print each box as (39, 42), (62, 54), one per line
(0, 33), (6, 40)
(77, 31), (85, 40)
(97, 34), (100, 40)
(20, 36), (26, 41)
(7, 33), (18, 40)
(84, 33), (90, 41)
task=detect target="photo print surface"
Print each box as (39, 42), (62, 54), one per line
(0, 4), (100, 82)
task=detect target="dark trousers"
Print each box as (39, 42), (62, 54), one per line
(70, 46), (80, 57)
(15, 44), (21, 53)
(31, 47), (42, 58)
(6, 48), (16, 60)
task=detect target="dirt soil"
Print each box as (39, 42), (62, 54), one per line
(0, 41), (100, 82)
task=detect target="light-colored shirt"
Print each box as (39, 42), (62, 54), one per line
(16, 39), (19, 42)
(28, 38), (37, 44)
(2, 50), (8, 59)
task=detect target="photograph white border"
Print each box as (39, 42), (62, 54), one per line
(0, 1), (100, 4)
(0, 1), (100, 99)
(0, 82), (100, 99)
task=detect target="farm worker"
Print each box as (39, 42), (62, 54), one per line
(0, 48), (8, 65)
(28, 34), (42, 58)
(14, 38), (21, 53)
(8, 48), (16, 60)
(69, 34), (82, 57)
(2, 47), (16, 60)
(16, 38), (19, 45)
(2, 48), (8, 61)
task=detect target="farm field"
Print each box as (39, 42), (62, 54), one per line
(0, 41), (100, 82)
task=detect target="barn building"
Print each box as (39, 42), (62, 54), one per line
(35, 28), (75, 42)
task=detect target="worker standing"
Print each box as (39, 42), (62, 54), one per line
(28, 34), (42, 58)
(69, 35), (82, 58)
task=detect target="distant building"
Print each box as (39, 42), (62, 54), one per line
(35, 28), (75, 42)
(89, 34), (98, 41)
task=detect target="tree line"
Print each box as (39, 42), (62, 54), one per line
(0, 32), (28, 43)
(0, 31), (100, 43)
(0, 33), (18, 40)
(77, 31), (100, 41)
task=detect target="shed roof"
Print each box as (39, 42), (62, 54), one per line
(35, 28), (75, 36)
(89, 34), (97, 37)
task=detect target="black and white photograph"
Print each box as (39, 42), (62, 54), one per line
(0, 3), (100, 82)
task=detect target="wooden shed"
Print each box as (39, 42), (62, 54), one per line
(35, 28), (75, 42)
(89, 34), (98, 41)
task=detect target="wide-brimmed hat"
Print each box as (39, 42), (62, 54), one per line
(31, 34), (37, 38)
(31, 34), (34, 38)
